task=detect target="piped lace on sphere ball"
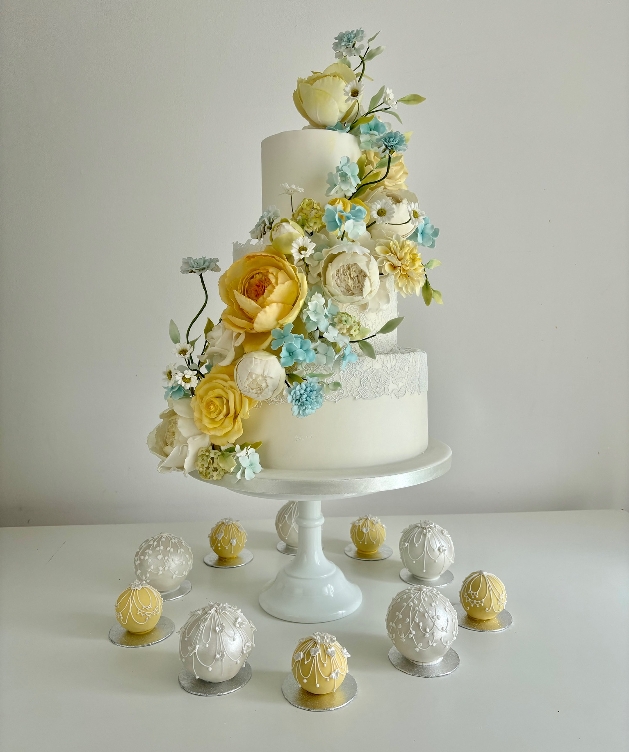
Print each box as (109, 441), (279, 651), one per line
(115, 581), (163, 634)
(291, 632), (350, 695)
(386, 585), (458, 665)
(460, 571), (507, 621)
(275, 501), (299, 548)
(350, 515), (386, 553)
(134, 533), (193, 593)
(399, 520), (454, 580)
(179, 602), (256, 683)
(209, 518), (247, 559)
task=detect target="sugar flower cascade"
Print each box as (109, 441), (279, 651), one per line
(148, 29), (444, 481)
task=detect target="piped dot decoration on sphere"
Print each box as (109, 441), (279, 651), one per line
(115, 581), (163, 634)
(209, 518), (247, 559)
(134, 533), (193, 593)
(459, 571), (507, 621)
(399, 520), (454, 580)
(179, 602), (256, 683)
(386, 585), (458, 665)
(275, 501), (299, 548)
(350, 515), (386, 554)
(291, 632), (350, 695)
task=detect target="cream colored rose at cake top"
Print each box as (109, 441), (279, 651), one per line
(291, 632), (350, 695)
(179, 602), (255, 683)
(350, 515), (386, 553)
(209, 518), (247, 559)
(386, 585), (458, 665)
(399, 520), (454, 580)
(275, 501), (299, 548)
(459, 571), (507, 621)
(115, 581), (163, 634)
(134, 533), (193, 593)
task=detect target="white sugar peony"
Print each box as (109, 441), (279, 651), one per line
(367, 188), (420, 240)
(322, 246), (380, 308)
(147, 397), (210, 474)
(202, 323), (244, 368)
(235, 351), (286, 401)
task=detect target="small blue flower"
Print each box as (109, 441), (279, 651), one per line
(270, 323), (295, 351)
(234, 446), (262, 481)
(413, 217), (440, 249)
(250, 206), (280, 240)
(164, 383), (188, 400)
(280, 335), (316, 368)
(327, 121), (350, 132)
(324, 204), (344, 233)
(358, 118), (388, 150)
(332, 29), (365, 59)
(343, 203), (368, 240)
(326, 156), (360, 198)
(287, 378), (325, 417)
(376, 131), (407, 154)
(314, 341), (336, 367)
(301, 293), (339, 333)
(340, 345), (358, 370)
(180, 257), (220, 275)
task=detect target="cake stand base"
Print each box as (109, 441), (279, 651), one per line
(399, 569), (454, 587)
(108, 616), (175, 648)
(345, 543), (393, 561)
(160, 580), (192, 601)
(281, 673), (357, 711)
(203, 550), (254, 568)
(388, 647), (459, 677)
(455, 604), (513, 632)
(178, 663), (252, 696)
(276, 541), (297, 556)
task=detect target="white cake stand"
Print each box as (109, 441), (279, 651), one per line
(192, 438), (451, 624)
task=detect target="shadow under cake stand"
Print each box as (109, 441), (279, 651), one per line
(192, 438), (451, 624)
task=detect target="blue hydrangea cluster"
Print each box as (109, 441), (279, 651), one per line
(409, 217), (440, 249)
(359, 118), (388, 150)
(287, 378), (325, 418)
(323, 202), (367, 239)
(340, 345), (358, 370)
(164, 383), (188, 400)
(332, 28), (365, 59)
(376, 130), (407, 154)
(270, 323), (295, 351)
(279, 335), (316, 368)
(326, 156), (360, 198)
(301, 293), (339, 334)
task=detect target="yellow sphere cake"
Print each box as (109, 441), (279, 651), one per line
(291, 632), (350, 695)
(209, 518), (247, 559)
(350, 515), (386, 554)
(460, 571), (507, 621)
(115, 581), (163, 634)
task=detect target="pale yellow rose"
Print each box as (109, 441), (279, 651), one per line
(374, 235), (426, 297)
(356, 150), (409, 196)
(191, 365), (255, 446)
(219, 249), (308, 351)
(269, 218), (304, 255)
(293, 63), (358, 128)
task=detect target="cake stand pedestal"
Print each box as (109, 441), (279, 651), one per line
(193, 438), (451, 624)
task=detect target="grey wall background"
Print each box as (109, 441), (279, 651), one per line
(1, 0), (627, 527)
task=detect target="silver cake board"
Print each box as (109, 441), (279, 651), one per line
(345, 543), (393, 561)
(203, 550), (254, 568)
(108, 616), (175, 648)
(160, 580), (192, 601)
(178, 663), (252, 696)
(281, 673), (357, 711)
(455, 603), (513, 632)
(388, 647), (459, 677)
(399, 569), (454, 587)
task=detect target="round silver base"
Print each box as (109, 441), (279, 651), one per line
(399, 568), (454, 587)
(345, 543), (393, 561)
(178, 663), (252, 696)
(108, 616), (175, 648)
(160, 580), (192, 601)
(276, 541), (298, 556)
(281, 672), (357, 711)
(455, 603), (513, 632)
(388, 646), (459, 677)
(203, 549), (254, 568)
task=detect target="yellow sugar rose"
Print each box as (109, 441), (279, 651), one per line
(219, 250), (308, 351)
(269, 218), (304, 255)
(357, 150), (409, 196)
(191, 365), (254, 446)
(293, 63), (357, 128)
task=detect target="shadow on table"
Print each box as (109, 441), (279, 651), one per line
(242, 668), (287, 706)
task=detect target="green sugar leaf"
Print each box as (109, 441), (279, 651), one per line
(169, 320), (180, 344)
(398, 94), (426, 105)
(378, 316), (404, 334)
(359, 340), (377, 359)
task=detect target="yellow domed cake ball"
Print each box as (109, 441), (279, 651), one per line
(460, 571), (507, 621)
(350, 515), (386, 554)
(291, 632), (350, 695)
(115, 581), (163, 634)
(209, 518), (247, 559)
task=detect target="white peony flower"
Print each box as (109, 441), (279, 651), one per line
(383, 87), (397, 109)
(147, 397), (211, 474)
(174, 342), (193, 359)
(322, 246), (380, 307)
(234, 351), (286, 401)
(291, 236), (316, 262)
(202, 323), (244, 368)
(369, 196), (396, 224)
(367, 188), (419, 240)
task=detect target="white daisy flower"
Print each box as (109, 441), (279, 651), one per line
(369, 196), (396, 224)
(383, 87), (397, 110)
(344, 80), (364, 103)
(291, 236), (316, 262)
(280, 183), (304, 196)
(175, 369), (199, 390)
(407, 201), (425, 226)
(162, 363), (179, 386)
(174, 342), (193, 359)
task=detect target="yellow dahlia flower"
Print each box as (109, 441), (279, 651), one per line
(293, 63), (358, 128)
(191, 365), (254, 446)
(219, 250), (308, 351)
(374, 235), (426, 297)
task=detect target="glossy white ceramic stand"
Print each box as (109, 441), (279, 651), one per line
(193, 438), (451, 624)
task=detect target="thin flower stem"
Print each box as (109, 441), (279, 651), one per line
(186, 274), (208, 344)
(290, 195), (294, 213)
(350, 332), (378, 343)
(350, 154), (392, 199)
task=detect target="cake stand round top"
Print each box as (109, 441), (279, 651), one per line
(191, 439), (451, 500)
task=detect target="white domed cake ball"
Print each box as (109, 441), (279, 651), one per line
(134, 533), (193, 593)
(275, 501), (299, 548)
(179, 603), (256, 683)
(386, 586), (458, 665)
(399, 521), (454, 580)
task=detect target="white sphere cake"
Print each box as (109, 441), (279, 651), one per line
(134, 533), (193, 593)
(386, 585), (458, 665)
(399, 520), (454, 580)
(275, 501), (299, 548)
(179, 602), (256, 683)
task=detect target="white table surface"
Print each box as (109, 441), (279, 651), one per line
(1, 509), (628, 752)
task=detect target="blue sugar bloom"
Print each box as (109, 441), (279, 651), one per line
(327, 121), (350, 132)
(324, 203), (344, 233)
(358, 118), (388, 150)
(235, 447), (262, 481)
(332, 28), (365, 59)
(280, 335), (316, 368)
(301, 293), (339, 333)
(287, 378), (325, 417)
(412, 217), (440, 249)
(340, 345), (358, 370)
(180, 256), (220, 275)
(164, 383), (188, 400)
(314, 341), (337, 367)
(326, 156), (360, 198)
(270, 323), (295, 351)
(323, 201), (367, 235)
(376, 130), (408, 154)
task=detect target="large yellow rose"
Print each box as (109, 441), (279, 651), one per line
(293, 63), (357, 128)
(191, 365), (254, 446)
(357, 150), (409, 196)
(219, 250), (308, 351)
